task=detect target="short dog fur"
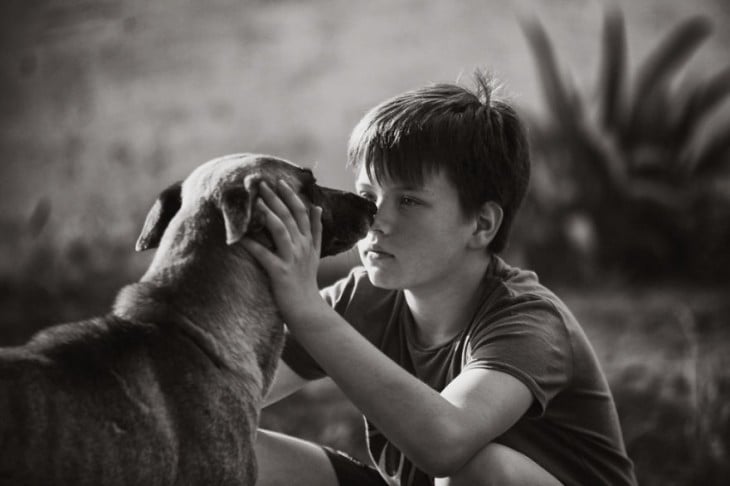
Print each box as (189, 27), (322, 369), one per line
(0, 154), (375, 486)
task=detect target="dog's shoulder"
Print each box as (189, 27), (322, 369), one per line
(21, 315), (158, 368)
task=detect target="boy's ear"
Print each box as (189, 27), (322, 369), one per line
(469, 201), (503, 249)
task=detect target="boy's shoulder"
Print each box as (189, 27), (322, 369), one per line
(488, 256), (548, 297)
(486, 256), (575, 322)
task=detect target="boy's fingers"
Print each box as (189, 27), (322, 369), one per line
(241, 237), (279, 273)
(311, 206), (323, 254)
(256, 199), (293, 261)
(259, 182), (303, 238)
(277, 180), (311, 236)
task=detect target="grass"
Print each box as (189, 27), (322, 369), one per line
(565, 286), (730, 485)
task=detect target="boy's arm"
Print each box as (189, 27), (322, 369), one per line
(285, 299), (532, 477)
(242, 180), (533, 476)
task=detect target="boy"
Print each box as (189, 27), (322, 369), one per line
(244, 72), (636, 486)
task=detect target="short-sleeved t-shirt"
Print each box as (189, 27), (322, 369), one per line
(282, 257), (636, 486)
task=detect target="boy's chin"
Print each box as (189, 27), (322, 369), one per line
(363, 266), (401, 290)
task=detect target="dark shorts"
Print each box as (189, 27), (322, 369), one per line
(323, 447), (388, 486)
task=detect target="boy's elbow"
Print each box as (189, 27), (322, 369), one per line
(413, 448), (470, 478)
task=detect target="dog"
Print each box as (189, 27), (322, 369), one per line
(0, 153), (375, 486)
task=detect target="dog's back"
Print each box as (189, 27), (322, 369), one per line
(0, 316), (258, 486)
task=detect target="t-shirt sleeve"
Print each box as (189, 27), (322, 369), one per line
(463, 295), (573, 417)
(280, 269), (360, 380)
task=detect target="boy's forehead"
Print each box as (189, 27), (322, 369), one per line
(355, 164), (446, 193)
(355, 164), (421, 186)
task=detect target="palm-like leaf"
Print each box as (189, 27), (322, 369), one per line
(596, 7), (627, 131)
(521, 7), (730, 282)
(520, 17), (580, 131)
(624, 16), (712, 146)
(522, 16), (626, 195)
(672, 66), (730, 148)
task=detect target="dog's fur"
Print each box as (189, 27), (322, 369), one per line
(0, 154), (375, 486)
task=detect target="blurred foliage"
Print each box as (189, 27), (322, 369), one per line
(518, 7), (730, 284)
(573, 288), (730, 485)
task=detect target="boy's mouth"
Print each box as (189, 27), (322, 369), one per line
(364, 245), (394, 260)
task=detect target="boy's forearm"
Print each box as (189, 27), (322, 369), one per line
(288, 302), (471, 474)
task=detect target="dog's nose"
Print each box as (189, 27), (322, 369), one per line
(364, 200), (377, 218)
(349, 194), (377, 222)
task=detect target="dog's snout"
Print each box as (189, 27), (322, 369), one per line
(363, 200), (377, 224)
(364, 198), (378, 217)
(347, 193), (377, 219)
(317, 187), (376, 257)
(318, 188), (375, 216)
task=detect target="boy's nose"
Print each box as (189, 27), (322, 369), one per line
(370, 202), (392, 235)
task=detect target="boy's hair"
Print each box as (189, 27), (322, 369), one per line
(347, 71), (530, 253)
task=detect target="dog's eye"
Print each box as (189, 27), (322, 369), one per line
(299, 168), (316, 184)
(358, 191), (377, 203)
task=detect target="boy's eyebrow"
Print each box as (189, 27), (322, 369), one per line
(355, 177), (431, 194)
(392, 183), (431, 193)
(355, 181), (424, 191)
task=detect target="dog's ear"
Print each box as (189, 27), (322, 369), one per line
(135, 181), (183, 251)
(220, 175), (260, 245)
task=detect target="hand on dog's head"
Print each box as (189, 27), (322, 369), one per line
(136, 154), (375, 258)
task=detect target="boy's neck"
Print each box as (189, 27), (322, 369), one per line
(404, 253), (492, 348)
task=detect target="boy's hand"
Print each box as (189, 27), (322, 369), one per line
(242, 180), (326, 324)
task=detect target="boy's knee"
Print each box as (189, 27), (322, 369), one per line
(435, 442), (562, 486)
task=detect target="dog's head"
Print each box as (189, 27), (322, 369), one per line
(135, 154), (376, 258)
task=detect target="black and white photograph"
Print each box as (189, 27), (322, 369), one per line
(1, 1), (729, 485)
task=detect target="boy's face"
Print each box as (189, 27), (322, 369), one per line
(355, 165), (483, 292)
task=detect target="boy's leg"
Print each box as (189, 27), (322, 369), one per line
(434, 442), (562, 486)
(255, 429), (339, 486)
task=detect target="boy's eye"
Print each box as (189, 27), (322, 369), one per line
(399, 196), (421, 207)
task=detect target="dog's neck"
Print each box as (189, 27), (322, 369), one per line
(113, 244), (284, 397)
